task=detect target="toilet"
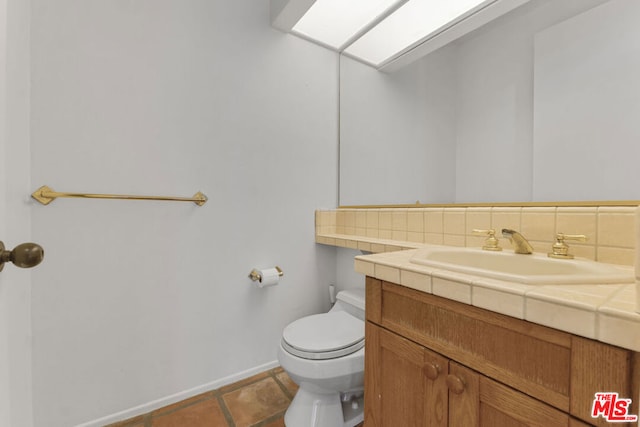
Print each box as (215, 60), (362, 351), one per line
(277, 288), (365, 427)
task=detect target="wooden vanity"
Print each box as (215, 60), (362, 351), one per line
(364, 277), (640, 427)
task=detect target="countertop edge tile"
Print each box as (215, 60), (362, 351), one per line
(525, 298), (597, 338)
(597, 313), (640, 352)
(432, 276), (472, 304)
(472, 285), (526, 319)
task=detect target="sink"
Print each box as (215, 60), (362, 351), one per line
(409, 246), (634, 285)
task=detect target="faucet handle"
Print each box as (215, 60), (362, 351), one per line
(548, 233), (588, 259)
(557, 233), (588, 242)
(472, 229), (502, 251)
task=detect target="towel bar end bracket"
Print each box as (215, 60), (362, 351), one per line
(31, 185), (55, 205)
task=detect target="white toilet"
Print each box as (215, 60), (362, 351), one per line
(277, 288), (365, 427)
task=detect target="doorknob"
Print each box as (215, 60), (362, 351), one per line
(0, 241), (44, 271)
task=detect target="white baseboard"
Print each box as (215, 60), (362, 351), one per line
(74, 360), (280, 427)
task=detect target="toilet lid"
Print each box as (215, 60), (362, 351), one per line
(282, 311), (364, 360)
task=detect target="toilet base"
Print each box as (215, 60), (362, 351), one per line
(284, 388), (364, 427)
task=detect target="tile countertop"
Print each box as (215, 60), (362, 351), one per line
(354, 247), (640, 352)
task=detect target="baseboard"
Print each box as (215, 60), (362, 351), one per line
(74, 360), (280, 427)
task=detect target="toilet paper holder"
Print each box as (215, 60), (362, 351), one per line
(248, 266), (283, 282)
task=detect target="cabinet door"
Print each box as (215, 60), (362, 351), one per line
(447, 362), (479, 427)
(423, 347), (449, 427)
(447, 361), (570, 427)
(365, 323), (448, 427)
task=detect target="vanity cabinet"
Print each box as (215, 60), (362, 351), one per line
(364, 278), (640, 427)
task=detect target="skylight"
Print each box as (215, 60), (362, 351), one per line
(344, 0), (490, 67)
(291, 0), (405, 50)
(274, 0), (526, 71)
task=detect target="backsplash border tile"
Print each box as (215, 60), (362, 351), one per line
(316, 204), (638, 266)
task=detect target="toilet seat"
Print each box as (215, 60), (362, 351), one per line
(282, 311), (364, 360)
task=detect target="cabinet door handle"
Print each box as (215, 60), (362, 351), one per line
(446, 374), (465, 394)
(424, 362), (441, 380)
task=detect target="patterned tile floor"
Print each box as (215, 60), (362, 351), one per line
(106, 367), (296, 427)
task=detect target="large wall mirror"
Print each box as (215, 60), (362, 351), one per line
(339, 0), (640, 206)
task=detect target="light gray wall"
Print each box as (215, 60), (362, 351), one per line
(454, 0), (625, 202)
(335, 248), (365, 293)
(453, 2), (538, 202)
(339, 48), (457, 206)
(532, 0), (640, 200)
(340, 0), (633, 205)
(29, 1), (338, 425)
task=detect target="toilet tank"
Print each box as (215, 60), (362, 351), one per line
(330, 288), (365, 320)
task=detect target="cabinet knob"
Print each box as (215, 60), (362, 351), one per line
(424, 362), (441, 380)
(446, 374), (465, 394)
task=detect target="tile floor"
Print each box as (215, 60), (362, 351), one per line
(106, 367), (364, 427)
(106, 367), (296, 427)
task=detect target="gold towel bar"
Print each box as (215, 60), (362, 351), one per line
(31, 185), (207, 206)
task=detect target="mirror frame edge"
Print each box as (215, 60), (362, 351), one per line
(339, 200), (640, 209)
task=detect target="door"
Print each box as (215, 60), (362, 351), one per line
(447, 361), (570, 427)
(0, 0), (34, 424)
(364, 323), (448, 427)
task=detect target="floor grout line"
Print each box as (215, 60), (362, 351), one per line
(250, 409), (287, 427)
(269, 368), (295, 402)
(105, 368), (292, 427)
(214, 390), (236, 427)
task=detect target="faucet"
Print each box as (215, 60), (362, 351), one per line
(501, 229), (534, 254)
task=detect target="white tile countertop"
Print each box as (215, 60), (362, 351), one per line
(354, 247), (640, 352)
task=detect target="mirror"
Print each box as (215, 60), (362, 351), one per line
(339, 0), (640, 206)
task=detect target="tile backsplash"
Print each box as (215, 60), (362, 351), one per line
(316, 206), (638, 266)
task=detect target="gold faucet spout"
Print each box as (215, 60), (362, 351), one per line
(501, 229), (534, 254)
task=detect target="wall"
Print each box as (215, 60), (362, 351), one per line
(29, 1), (338, 425)
(454, 0), (611, 202)
(453, 3), (535, 202)
(532, 0), (640, 200)
(339, 48), (457, 206)
(339, 0), (629, 205)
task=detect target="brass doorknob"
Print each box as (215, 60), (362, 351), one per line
(0, 241), (45, 271)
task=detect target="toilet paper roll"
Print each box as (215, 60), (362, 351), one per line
(256, 267), (280, 288)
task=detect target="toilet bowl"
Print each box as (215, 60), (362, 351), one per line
(277, 288), (365, 427)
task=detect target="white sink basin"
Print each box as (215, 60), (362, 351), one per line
(409, 246), (634, 285)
